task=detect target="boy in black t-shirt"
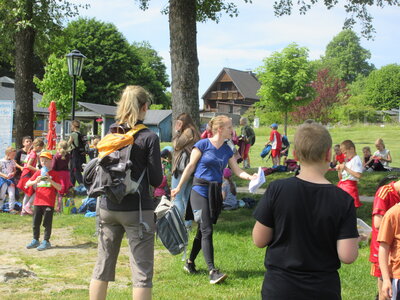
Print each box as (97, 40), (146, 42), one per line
(252, 123), (359, 300)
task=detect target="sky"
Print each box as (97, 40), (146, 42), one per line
(69, 0), (400, 108)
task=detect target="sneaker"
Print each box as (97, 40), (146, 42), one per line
(184, 260), (198, 274)
(37, 240), (51, 251)
(26, 239), (40, 249)
(209, 269), (227, 284)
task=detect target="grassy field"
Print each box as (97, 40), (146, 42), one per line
(1, 124), (399, 299)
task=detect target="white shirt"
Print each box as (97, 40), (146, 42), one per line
(373, 149), (390, 167)
(341, 155), (363, 182)
(0, 159), (16, 177)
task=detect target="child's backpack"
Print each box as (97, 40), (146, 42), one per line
(73, 132), (87, 156)
(83, 124), (147, 204)
(282, 135), (290, 148)
(285, 159), (299, 172)
(64, 198), (77, 214)
(155, 196), (188, 256)
(260, 144), (272, 158)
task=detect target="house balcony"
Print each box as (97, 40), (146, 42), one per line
(207, 90), (242, 100)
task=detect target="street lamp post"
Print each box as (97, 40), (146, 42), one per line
(66, 50), (86, 120)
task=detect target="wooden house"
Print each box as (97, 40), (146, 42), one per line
(202, 68), (261, 116)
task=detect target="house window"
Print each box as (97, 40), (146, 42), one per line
(220, 82), (232, 91)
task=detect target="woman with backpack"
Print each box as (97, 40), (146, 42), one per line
(67, 120), (86, 187)
(171, 115), (257, 285)
(89, 86), (163, 300)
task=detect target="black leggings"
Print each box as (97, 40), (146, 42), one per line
(33, 205), (54, 241)
(189, 190), (215, 271)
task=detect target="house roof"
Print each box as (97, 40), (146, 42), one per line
(78, 101), (116, 116)
(0, 76), (172, 125)
(78, 101), (172, 125)
(201, 67), (261, 100)
(0, 76), (47, 113)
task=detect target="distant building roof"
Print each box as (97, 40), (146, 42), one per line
(78, 101), (171, 125)
(202, 67), (261, 100)
(78, 101), (116, 116)
(0, 76), (47, 113)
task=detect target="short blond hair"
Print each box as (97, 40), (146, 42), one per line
(115, 85), (152, 128)
(294, 123), (332, 163)
(209, 115), (230, 134)
(341, 140), (355, 151)
(375, 138), (385, 148)
(5, 146), (16, 155)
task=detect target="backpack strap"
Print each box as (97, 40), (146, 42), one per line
(126, 124), (147, 137)
(136, 168), (150, 239)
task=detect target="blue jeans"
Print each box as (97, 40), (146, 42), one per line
(171, 173), (193, 224)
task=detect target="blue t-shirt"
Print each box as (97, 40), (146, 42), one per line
(192, 139), (233, 198)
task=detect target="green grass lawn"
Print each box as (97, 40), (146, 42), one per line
(1, 124), (399, 299)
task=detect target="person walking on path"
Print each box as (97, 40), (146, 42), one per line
(171, 115), (257, 284)
(89, 86), (163, 300)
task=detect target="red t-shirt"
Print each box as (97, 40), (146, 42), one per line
(30, 170), (61, 207)
(335, 153), (345, 164)
(269, 130), (282, 150)
(369, 182), (400, 263)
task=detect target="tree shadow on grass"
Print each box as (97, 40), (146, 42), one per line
(52, 241), (97, 249)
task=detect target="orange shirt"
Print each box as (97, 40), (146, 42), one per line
(377, 203), (400, 279)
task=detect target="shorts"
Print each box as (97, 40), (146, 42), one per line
(92, 208), (155, 287)
(271, 149), (281, 158)
(370, 262), (382, 278)
(337, 180), (362, 208)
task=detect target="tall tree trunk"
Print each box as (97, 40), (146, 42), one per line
(169, 0), (200, 127)
(14, 1), (35, 149)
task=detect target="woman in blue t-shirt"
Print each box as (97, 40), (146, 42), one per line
(171, 115), (257, 284)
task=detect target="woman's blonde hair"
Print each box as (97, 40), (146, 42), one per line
(58, 140), (68, 160)
(115, 85), (152, 128)
(375, 138), (385, 149)
(5, 146), (16, 155)
(209, 115), (230, 134)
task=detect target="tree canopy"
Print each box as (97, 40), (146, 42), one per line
(364, 64), (400, 110)
(34, 54), (85, 121)
(324, 30), (375, 83)
(256, 43), (314, 134)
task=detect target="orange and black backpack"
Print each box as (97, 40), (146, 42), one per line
(83, 124), (147, 204)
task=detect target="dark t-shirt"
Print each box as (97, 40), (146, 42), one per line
(99, 122), (163, 212)
(15, 149), (28, 178)
(253, 177), (358, 300)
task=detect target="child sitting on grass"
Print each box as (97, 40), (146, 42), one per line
(362, 146), (374, 171)
(330, 144), (345, 168)
(222, 168), (238, 210)
(25, 152), (61, 251)
(0, 147), (17, 213)
(336, 140), (363, 208)
(252, 123), (359, 300)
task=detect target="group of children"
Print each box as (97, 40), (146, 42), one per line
(0, 135), (86, 251)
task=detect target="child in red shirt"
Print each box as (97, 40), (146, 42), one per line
(369, 179), (400, 300)
(267, 123), (282, 166)
(25, 152), (61, 251)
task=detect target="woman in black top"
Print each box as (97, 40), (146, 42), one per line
(89, 86), (162, 300)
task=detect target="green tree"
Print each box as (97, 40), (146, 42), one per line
(52, 18), (170, 107)
(324, 30), (375, 83)
(131, 42), (171, 108)
(256, 43), (314, 135)
(52, 18), (142, 106)
(0, 0), (81, 148)
(364, 64), (400, 110)
(135, 0), (394, 125)
(33, 54), (85, 121)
